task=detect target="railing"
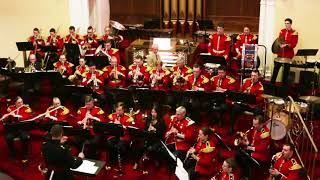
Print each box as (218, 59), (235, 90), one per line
(287, 96), (318, 180)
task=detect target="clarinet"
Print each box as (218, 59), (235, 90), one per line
(269, 155), (277, 180)
(212, 169), (222, 180)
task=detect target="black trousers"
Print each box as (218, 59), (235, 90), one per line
(184, 158), (201, 180)
(73, 135), (100, 159)
(271, 61), (290, 84)
(106, 137), (129, 167)
(6, 130), (29, 158)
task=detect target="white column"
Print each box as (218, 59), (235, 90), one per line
(258, 0), (276, 79)
(88, 0), (110, 36)
(69, 0), (90, 34)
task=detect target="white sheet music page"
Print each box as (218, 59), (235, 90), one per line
(175, 158), (189, 180)
(71, 160), (98, 175)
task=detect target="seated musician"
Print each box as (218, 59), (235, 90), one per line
(53, 54), (74, 78)
(165, 106), (196, 161)
(64, 26), (82, 44)
(268, 143), (302, 180)
(235, 26), (257, 60)
(146, 44), (161, 69)
(80, 26), (99, 56)
(68, 58), (89, 84)
(43, 97), (70, 122)
(1, 96), (32, 162)
(170, 57), (193, 90)
(95, 40), (120, 65)
(25, 54), (42, 72)
(128, 55), (149, 87)
(229, 70), (264, 134)
(100, 26), (112, 41)
(207, 23), (231, 61)
(184, 127), (218, 180)
(106, 102), (135, 175)
(102, 56), (126, 88)
(211, 158), (239, 180)
(149, 60), (170, 91)
(75, 96), (105, 158)
(185, 64), (210, 91)
(132, 104), (166, 174)
(28, 27), (45, 60)
(235, 115), (271, 179)
(210, 66), (236, 125)
(40, 124), (84, 180)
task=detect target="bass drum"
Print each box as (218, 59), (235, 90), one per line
(266, 112), (290, 140)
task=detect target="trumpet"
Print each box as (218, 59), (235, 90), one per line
(234, 127), (253, 146)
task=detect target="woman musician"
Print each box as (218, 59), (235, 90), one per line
(210, 158), (239, 180)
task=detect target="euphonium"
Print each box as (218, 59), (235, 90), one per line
(234, 127), (253, 146)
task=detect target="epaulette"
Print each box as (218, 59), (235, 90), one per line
(97, 70), (104, 76)
(260, 128), (270, 139)
(226, 76), (236, 84)
(7, 105), (15, 112)
(82, 72), (88, 77)
(111, 48), (119, 54)
(210, 75), (219, 81)
(185, 74), (192, 80)
(119, 65), (126, 71)
(128, 64), (134, 70)
(53, 62), (58, 68)
(102, 66), (108, 72)
(125, 113), (134, 123)
(258, 82), (264, 91)
(201, 141), (215, 153)
(243, 78), (251, 83)
(236, 34), (241, 40)
(170, 66), (177, 72)
(186, 117), (195, 126)
(96, 107), (104, 115)
(108, 113), (114, 120)
(170, 115), (176, 121)
(274, 152), (282, 160)
(146, 66), (153, 72)
(61, 106), (70, 115)
(68, 62), (74, 68)
(77, 107), (85, 114)
(201, 75), (209, 84)
(25, 105), (32, 113)
(225, 35), (231, 41)
(292, 30), (298, 36)
(252, 35), (258, 40)
(289, 158), (302, 170)
(185, 66), (193, 74)
(164, 69), (171, 76)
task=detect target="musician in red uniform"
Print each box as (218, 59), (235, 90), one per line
(235, 26), (257, 59)
(149, 60), (170, 91)
(65, 26), (82, 44)
(1, 96), (32, 162)
(165, 106), (196, 161)
(210, 66), (236, 125)
(68, 58), (89, 84)
(229, 70), (264, 133)
(236, 115), (271, 179)
(185, 64), (210, 91)
(105, 102), (135, 176)
(128, 55), (149, 87)
(211, 158), (239, 180)
(170, 57), (193, 90)
(43, 97), (70, 122)
(102, 56), (126, 88)
(53, 54), (74, 78)
(271, 18), (298, 85)
(28, 27), (45, 60)
(80, 26), (99, 56)
(184, 128), (218, 179)
(46, 28), (64, 55)
(75, 96), (105, 158)
(268, 143), (302, 180)
(208, 23), (231, 61)
(95, 40), (120, 65)
(100, 26), (112, 41)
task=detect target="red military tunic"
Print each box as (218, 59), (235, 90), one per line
(240, 78), (264, 104)
(208, 33), (231, 60)
(170, 65), (193, 90)
(65, 34), (82, 44)
(185, 74), (210, 91)
(268, 152), (302, 180)
(76, 106), (105, 135)
(128, 64), (149, 87)
(235, 33), (257, 57)
(108, 113), (135, 141)
(7, 105), (32, 121)
(277, 29), (298, 59)
(68, 65), (89, 84)
(28, 36), (45, 58)
(217, 171), (240, 180)
(166, 115), (195, 151)
(80, 34), (99, 55)
(247, 125), (271, 162)
(53, 61), (74, 77)
(46, 35), (64, 55)
(43, 106), (70, 122)
(194, 139), (218, 176)
(210, 75), (236, 91)
(102, 65), (126, 88)
(95, 48), (121, 65)
(149, 68), (171, 91)
(82, 70), (105, 94)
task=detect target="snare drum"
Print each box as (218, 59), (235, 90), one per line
(266, 111), (290, 140)
(285, 102), (308, 114)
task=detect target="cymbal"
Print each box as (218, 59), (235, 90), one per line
(299, 96), (320, 103)
(262, 94), (281, 99)
(274, 57), (292, 64)
(110, 20), (126, 31)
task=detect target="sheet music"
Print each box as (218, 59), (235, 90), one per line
(200, 52), (211, 55)
(175, 158), (189, 180)
(71, 160), (98, 175)
(160, 141), (176, 161)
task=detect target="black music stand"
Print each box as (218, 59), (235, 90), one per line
(4, 120), (36, 131)
(84, 56), (109, 70)
(38, 121), (69, 131)
(16, 42), (34, 67)
(133, 88), (167, 109)
(93, 122), (124, 137)
(127, 126), (157, 140)
(62, 126), (91, 138)
(200, 54), (226, 66)
(227, 91), (256, 104)
(64, 43), (81, 65)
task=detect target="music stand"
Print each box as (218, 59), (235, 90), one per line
(4, 120), (36, 131)
(227, 91), (256, 104)
(200, 53), (227, 66)
(16, 42), (34, 67)
(64, 43), (81, 65)
(38, 121), (69, 131)
(62, 126), (91, 138)
(93, 122), (124, 137)
(84, 56), (109, 70)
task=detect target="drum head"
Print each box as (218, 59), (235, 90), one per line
(266, 120), (287, 140)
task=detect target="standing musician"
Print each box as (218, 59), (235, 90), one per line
(68, 58), (89, 84)
(208, 23), (231, 61)
(43, 97), (70, 122)
(53, 54), (74, 78)
(128, 55), (149, 87)
(100, 26), (112, 42)
(80, 26), (99, 56)
(268, 143), (302, 180)
(44, 28), (64, 70)
(1, 96), (32, 162)
(95, 40), (121, 65)
(64, 26), (82, 44)
(75, 96), (105, 158)
(149, 60), (170, 91)
(28, 27), (45, 60)
(211, 158), (239, 180)
(102, 56), (126, 88)
(184, 128), (218, 179)
(229, 70), (264, 134)
(235, 26), (257, 59)
(106, 102), (135, 175)
(235, 115), (271, 179)
(40, 125), (84, 180)
(170, 57), (193, 90)
(271, 18), (298, 85)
